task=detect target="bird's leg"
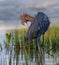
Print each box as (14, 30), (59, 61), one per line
(42, 35), (44, 46)
(35, 37), (40, 50)
(41, 35), (44, 48)
(42, 35), (45, 65)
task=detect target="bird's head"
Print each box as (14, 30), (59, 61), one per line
(20, 14), (29, 25)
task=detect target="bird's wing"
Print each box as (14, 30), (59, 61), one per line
(25, 14), (42, 40)
(25, 12), (50, 41)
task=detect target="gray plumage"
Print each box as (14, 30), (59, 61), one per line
(24, 12), (50, 41)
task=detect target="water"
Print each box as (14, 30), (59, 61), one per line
(0, 48), (59, 65)
(0, 30), (59, 65)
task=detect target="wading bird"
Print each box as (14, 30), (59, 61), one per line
(20, 12), (50, 49)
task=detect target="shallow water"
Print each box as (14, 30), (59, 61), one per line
(0, 30), (59, 65)
(0, 49), (59, 65)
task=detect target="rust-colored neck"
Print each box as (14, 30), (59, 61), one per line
(20, 14), (34, 24)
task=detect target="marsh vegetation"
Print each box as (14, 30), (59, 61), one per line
(0, 26), (59, 65)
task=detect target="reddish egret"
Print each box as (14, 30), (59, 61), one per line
(20, 12), (50, 49)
